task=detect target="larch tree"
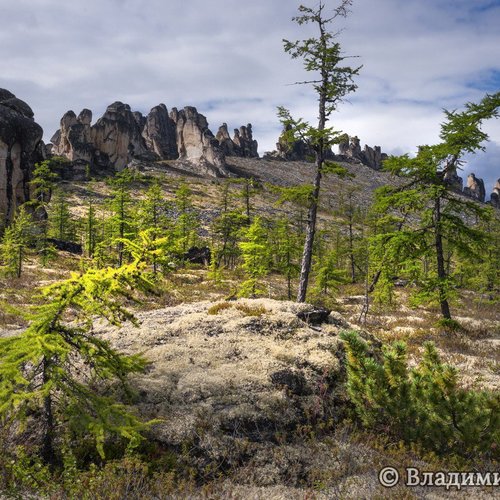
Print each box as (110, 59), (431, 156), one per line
(0, 233), (160, 466)
(371, 92), (500, 321)
(279, 0), (361, 302)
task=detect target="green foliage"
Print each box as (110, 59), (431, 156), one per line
(238, 217), (270, 297)
(0, 205), (32, 278)
(171, 182), (200, 257)
(48, 187), (77, 242)
(270, 218), (301, 299)
(341, 331), (499, 457)
(279, 1), (361, 302)
(371, 92), (500, 318)
(314, 250), (347, 295)
(30, 157), (66, 206)
(0, 233), (160, 465)
(107, 169), (136, 266)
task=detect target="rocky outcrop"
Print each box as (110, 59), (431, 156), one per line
(91, 101), (150, 170)
(490, 179), (500, 208)
(50, 102), (258, 177)
(142, 104), (178, 160)
(443, 165), (464, 192)
(273, 125), (324, 161)
(0, 89), (44, 222)
(338, 135), (388, 170)
(170, 106), (228, 177)
(50, 109), (93, 163)
(232, 124), (258, 158)
(463, 173), (486, 202)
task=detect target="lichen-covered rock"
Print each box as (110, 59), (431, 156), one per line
(0, 89), (44, 222)
(101, 299), (345, 474)
(463, 173), (486, 202)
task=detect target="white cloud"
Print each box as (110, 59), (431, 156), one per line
(1, 0), (499, 192)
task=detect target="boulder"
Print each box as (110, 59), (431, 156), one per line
(0, 89), (44, 222)
(463, 173), (486, 202)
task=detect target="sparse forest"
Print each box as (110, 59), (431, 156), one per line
(0, 1), (499, 498)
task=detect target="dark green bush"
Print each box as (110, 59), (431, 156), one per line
(340, 331), (499, 458)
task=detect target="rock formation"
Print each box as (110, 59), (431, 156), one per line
(232, 124), (259, 158)
(50, 101), (258, 177)
(443, 165), (464, 192)
(170, 106), (228, 177)
(141, 104), (178, 160)
(0, 89), (44, 222)
(463, 173), (486, 202)
(274, 124), (326, 161)
(490, 179), (500, 208)
(338, 135), (388, 170)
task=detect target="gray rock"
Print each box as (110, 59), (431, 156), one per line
(172, 106), (229, 177)
(0, 89), (44, 222)
(490, 178), (500, 208)
(463, 173), (486, 202)
(443, 165), (464, 192)
(142, 104), (178, 160)
(338, 135), (387, 170)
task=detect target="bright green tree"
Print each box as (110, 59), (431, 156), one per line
(107, 170), (136, 266)
(372, 93), (500, 320)
(314, 249), (347, 296)
(279, 0), (360, 302)
(238, 217), (270, 297)
(0, 205), (33, 278)
(48, 188), (76, 242)
(137, 180), (172, 274)
(0, 233), (159, 466)
(271, 218), (301, 299)
(171, 182), (199, 258)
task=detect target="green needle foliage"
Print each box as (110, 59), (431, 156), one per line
(279, 0), (360, 302)
(341, 331), (499, 457)
(0, 205), (33, 278)
(371, 92), (500, 319)
(0, 232), (159, 466)
(238, 217), (270, 297)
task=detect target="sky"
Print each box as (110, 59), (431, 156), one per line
(2, 0), (499, 196)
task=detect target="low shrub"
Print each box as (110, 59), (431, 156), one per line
(340, 331), (499, 458)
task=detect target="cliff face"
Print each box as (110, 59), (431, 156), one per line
(50, 102), (259, 177)
(0, 89), (44, 222)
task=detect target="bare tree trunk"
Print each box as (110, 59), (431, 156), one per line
(41, 358), (56, 465)
(434, 197), (451, 319)
(297, 162), (322, 302)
